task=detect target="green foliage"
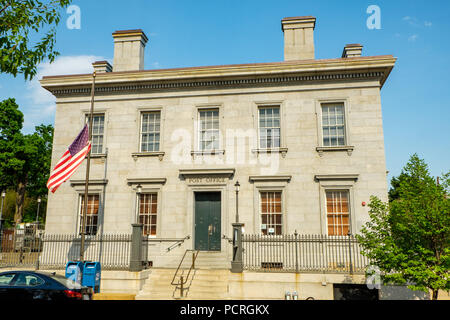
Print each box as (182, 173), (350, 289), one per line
(357, 154), (450, 299)
(388, 172), (407, 202)
(27, 124), (54, 197)
(0, 98), (53, 223)
(0, 0), (71, 80)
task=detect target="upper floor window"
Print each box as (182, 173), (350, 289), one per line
(79, 194), (100, 236)
(86, 114), (105, 154)
(259, 107), (280, 149)
(198, 109), (219, 151)
(140, 112), (161, 152)
(321, 104), (346, 147)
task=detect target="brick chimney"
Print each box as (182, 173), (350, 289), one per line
(281, 16), (316, 61)
(112, 29), (148, 72)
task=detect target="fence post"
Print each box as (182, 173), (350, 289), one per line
(231, 223), (244, 273)
(129, 224), (143, 272)
(348, 233), (353, 275)
(294, 230), (299, 273)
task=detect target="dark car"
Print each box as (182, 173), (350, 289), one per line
(0, 270), (93, 300)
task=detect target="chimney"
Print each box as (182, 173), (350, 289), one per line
(342, 44), (363, 58)
(92, 60), (112, 73)
(281, 16), (316, 61)
(112, 29), (148, 72)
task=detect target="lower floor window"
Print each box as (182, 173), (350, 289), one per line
(79, 194), (99, 236)
(260, 191), (282, 235)
(139, 193), (158, 236)
(326, 190), (350, 236)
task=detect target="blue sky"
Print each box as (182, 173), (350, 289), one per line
(0, 0), (449, 183)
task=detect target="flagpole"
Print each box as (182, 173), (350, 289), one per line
(80, 71), (96, 262)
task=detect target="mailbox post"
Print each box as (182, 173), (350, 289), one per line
(65, 261), (84, 285)
(82, 262), (101, 293)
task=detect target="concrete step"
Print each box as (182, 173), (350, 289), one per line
(93, 293), (135, 300)
(136, 268), (231, 300)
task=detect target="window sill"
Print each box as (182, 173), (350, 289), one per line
(89, 153), (107, 159)
(252, 148), (288, 158)
(316, 146), (354, 156)
(132, 151), (165, 161)
(191, 150), (225, 156)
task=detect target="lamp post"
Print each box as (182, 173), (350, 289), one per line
(130, 184), (144, 272)
(231, 181), (243, 273)
(234, 181), (240, 223)
(136, 185), (142, 223)
(0, 191), (5, 253)
(0, 191), (5, 231)
(35, 196), (41, 225)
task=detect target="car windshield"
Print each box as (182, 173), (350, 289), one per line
(46, 273), (82, 289)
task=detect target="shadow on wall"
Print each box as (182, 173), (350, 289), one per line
(379, 285), (430, 300)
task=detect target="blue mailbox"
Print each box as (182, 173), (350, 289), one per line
(65, 261), (84, 285)
(82, 262), (101, 293)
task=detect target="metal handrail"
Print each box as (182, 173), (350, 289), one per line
(171, 249), (199, 298)
(222, 234), (233, 244)
(165, 235), (191, 252)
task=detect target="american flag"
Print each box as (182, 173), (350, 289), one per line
(47, 124), (91, 193)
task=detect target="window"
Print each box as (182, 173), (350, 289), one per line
(13, 274), (44, 287)
(321, 104), (346, 147)
(260, 191), (282, 235)
(139, 193), (158, 236)
(198, 109), (219, 151)
(259, 107), (280, 149)
(326, 190), (350, 236)
(79, 194), (99, 236)
(140, 112), (161, 152)
(0, 273), (15, 285)
(86, 114), (105, 154)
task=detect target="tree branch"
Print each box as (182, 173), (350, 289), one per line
(0, 1), (13, 16)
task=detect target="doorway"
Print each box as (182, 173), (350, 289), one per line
(194, 192), (221, 251)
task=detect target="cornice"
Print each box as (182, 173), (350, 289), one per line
(179, 168), (235, 178)
(40, 56), (396, 96)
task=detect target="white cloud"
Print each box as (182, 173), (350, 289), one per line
(28, 55), (105, 105)
(23, 55), (105, 132)
(402, 16), (433, 29)
(408, 34), (419, 42)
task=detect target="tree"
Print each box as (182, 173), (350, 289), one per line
(0, 0), (71, 80)
(0, 98), (53, 224)
(388, 172), (407, 202)
(357, 154), (449, 300)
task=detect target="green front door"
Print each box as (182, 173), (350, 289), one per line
(194, 192), (221, 251)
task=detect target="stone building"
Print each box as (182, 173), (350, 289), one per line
(40, 16), (399, 299)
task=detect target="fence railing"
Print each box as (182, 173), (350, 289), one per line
(1, 230), (132, 270)
(242, 233), (369, 274)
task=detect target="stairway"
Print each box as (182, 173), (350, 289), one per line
(135, 268), (230, 300)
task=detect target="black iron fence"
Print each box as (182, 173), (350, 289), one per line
(2, 228), (370, 274)
(38, 234), (132, 270)
(242, 233), (369, 274)
(0, 230), (131, 270)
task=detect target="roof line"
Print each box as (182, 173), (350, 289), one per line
(41, 55), (395, 80)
